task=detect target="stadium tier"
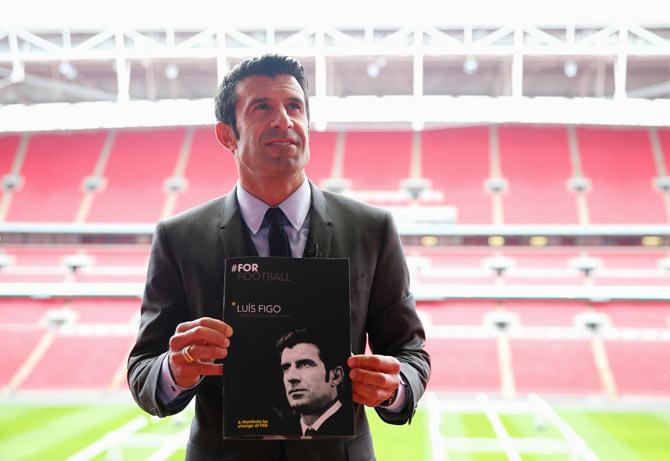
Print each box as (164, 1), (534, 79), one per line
(86, 128), (185, 223)
(0, 330), (46, 387)
(342, 131), (413, 191)
(421, 127), (492, 223)
(510, 339), (603, 394)
(421, 300), (499, 325)
(577, 127), (667, 224)
(65, 299), (140, 324)
(662, 129), (670, 172)
(1, 298), (668, 396)
(605, 341), (670, 396)
(406, 246), (670, 287)
(596, 301), (670, 328)
(305, 131), (338, 186)
(5, 132), (106, 222)
(20, 334), (134, 390)
(173, 127), (237, 214)
(0, 135), (21, 177)
(498, 126), (578, 224)
(502, 300), (586, 326)
(0, 246), (150, 283)
(1, 124), (669, 400)
(425, 338), (501, 392)
(2, 125), (666, 224)
(1, 244), (667, 288)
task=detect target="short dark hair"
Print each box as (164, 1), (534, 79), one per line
(214, 53), (310, 138)
(276, 328), (343, 376)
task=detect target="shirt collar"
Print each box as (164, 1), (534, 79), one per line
(300, 400), (342, 435)
(236, 179), (311, 235)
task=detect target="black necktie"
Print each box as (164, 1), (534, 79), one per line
(304, 428), (317, 436)
(265, 207), (290, 257)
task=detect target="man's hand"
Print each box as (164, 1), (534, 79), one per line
(168, 317), (233, 388)
(347, 354), (401, 407)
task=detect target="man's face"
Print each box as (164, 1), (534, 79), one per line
(280, 343), (338, 414)
(227, 74), (310, 184)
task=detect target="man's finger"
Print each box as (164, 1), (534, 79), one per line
(352, 385), (386, 407)
(173, 345), (228, 364)
(173, 361), (224, 376)
(170, 326), (231, 351)
(349, 368), (398, 390)
(175, 317), (234, 337)
(347, 354), (401, 374)
(168, 356), (224, 388)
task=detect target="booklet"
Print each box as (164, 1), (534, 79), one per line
(222, 257), (354, 439)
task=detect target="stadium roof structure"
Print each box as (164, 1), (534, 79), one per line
(2, 0), (670, 131)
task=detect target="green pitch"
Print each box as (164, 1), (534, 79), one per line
(1, 402), (669, 461)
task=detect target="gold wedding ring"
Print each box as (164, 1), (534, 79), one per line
(182, 345), (195, 363)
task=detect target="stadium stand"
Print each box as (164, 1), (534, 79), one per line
(305, 131), (338, 187)
(0, 298), (64, 323)
(421, 127), (492, 223)
(498, 126), (578, 224)
(595, 301), (670, 328)
(419, 300), (499, 325)
(20, 334), (135, 390)
(605, 341), (670, 396)
(342, 131), (412, 196)
(661, 129), (670, 173)
(86, 128), (184, 223)
(72, 247), (149, 283)
(0, 247), (72, 282)
(64, 299), (140, 324)
(0, 330), (46, 387)
(502, 300), (586, 327)
(173, 127), (237, 214)
(0, 134), (21, 179)
(1, 124), (669, 399)
(5, 131), (106, 222)
(510, 339), (603, 394)
(577, 127), (666, 224)
(424, 338), (500, 392)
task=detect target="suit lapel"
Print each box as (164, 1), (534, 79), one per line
(219, 186), (248, 258)
(306, 181), (333, 258)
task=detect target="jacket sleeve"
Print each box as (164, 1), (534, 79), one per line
(127, 221), (197, 417)
(367, 212), (431, 425)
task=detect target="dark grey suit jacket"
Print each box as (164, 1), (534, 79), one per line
(127, 183), (430, 461)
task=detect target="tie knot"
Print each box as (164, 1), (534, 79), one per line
(304, 427), (317, 436)
(264, 207), (285, 227)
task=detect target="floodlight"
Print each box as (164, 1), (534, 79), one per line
(165, 64), (179, 80)
(366, 57), (386, 78)
(366, 62), (380, 78)
(58, 62), (78, 80)
(564, 60), (578, 78)
(463, 56), (479, 75)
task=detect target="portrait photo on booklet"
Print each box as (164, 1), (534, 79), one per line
(222, 257), (354, 439)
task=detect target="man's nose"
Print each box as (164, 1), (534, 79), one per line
(286, 368), (300, 382)
(271, 106), (293, 131)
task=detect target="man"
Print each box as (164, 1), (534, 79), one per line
(276, 329), (350, 436)
(128, 54), (430, 461)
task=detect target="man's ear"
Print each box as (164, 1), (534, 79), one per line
(329, 366), (344, 386)
(215, 122), (237, 153)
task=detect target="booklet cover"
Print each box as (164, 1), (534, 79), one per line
(222, 257), (354, 440)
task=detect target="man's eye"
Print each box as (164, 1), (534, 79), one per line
(256, 103), (270, 110)
(287, 103), (302, 111)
